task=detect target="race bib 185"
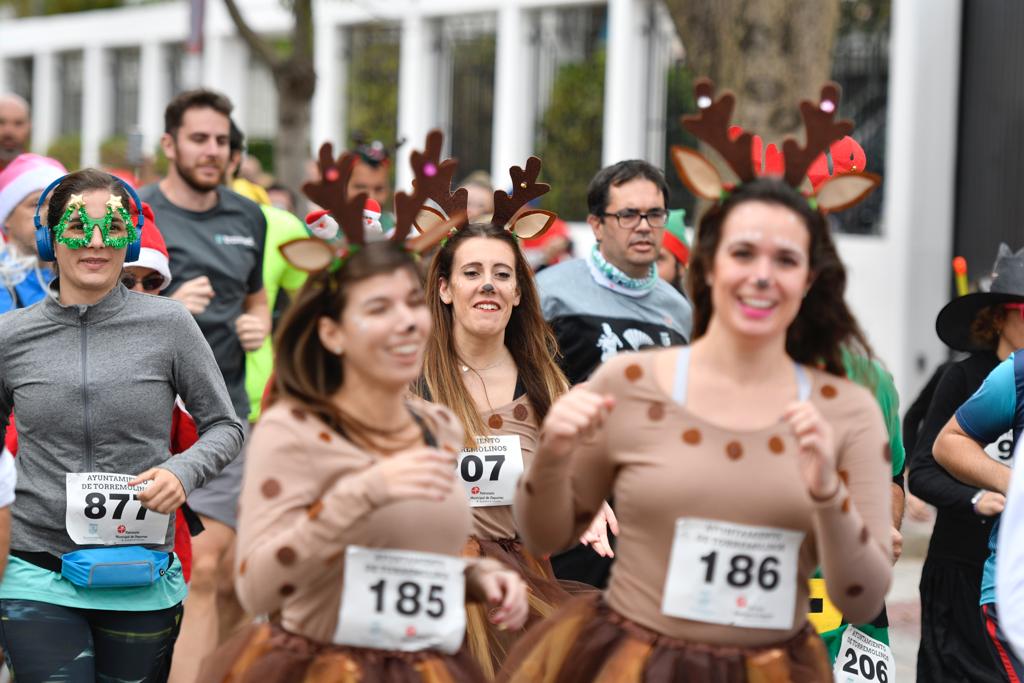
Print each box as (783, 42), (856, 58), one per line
(661, 518), (804, 630)
(334, 546), (466, 654)
(456, 435), (524, 507)
(65, 473), (170, 545)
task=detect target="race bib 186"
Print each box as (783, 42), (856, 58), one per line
(65, 473), (170, 545)
(834, 626), (895, 683)
(456, 435), (524, 507)
(661, 518), (804, 630)
(334, 546), (466, 654)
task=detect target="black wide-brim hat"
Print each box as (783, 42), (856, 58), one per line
(936, 244), (1024, 352)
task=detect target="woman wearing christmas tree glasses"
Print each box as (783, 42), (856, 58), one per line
(0, 168), (243, 681)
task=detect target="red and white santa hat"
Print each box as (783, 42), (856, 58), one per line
(125, 202), (172, 290)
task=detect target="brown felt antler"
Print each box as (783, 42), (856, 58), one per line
(681, 79), (756, 183)
(491, 156), (550, 228)
(392, 130), (450, 243)
(408, 131), (467, 228)
(302, 144), (368, 246)
(782, 83), (854, 187)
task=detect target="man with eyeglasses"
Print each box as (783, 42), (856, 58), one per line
(535, 159), (692, 588)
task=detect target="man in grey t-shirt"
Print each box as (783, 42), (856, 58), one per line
(139, 88), (269, 683)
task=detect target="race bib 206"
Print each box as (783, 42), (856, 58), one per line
(334, 546), (466, 654)
(65, 473), (170, 545)
(834, 626), (895, 683)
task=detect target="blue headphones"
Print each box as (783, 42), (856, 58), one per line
(34, 174), (145, 262)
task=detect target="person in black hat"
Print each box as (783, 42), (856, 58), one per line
(909, 243), (1024, 682)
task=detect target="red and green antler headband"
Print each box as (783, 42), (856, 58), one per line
(411, 151), (559, 245)
(279, 129), (466, 273)
(670, 78), (881, 213)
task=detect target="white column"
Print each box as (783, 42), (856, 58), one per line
(396, 11), (432, 192)
(601, 0), (644, 165)
(31, 51), (56, 155)
(491, 5), (532, 185)
(311, 15), (341, 154)
(80, 45), (107, 168)
(139, 43), (167, 154)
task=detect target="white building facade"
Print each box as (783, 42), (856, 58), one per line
(0, 0), (963, 403)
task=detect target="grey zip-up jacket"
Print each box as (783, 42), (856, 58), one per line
(0, 282), (245, 555)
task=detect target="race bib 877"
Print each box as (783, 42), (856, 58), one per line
(65, 473), (170, 545)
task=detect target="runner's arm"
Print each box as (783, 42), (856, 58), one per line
(934, 416), (1012, 494)
(996, 445), (1024, 659)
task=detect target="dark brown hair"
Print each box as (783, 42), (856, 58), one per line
(271, 241), (421, 427)
(419, 224), (568, 445)
(969, 304), (1007, 350)
(46, 168), (131, 229)
(686, 178), (874, 375)
(164, 89), (233, 138)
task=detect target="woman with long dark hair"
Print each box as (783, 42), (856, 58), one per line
(420, 222), (574, 677)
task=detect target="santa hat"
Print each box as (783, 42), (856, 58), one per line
(0, 154), (67, 229)
(305, 198), (383, 241)
(362, 198), (382, 233)
(125, 202), (172, 291)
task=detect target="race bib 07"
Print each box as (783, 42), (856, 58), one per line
(662, 518), (804, 630)
(834, 626), (895, 683)
(456, 435), (524, 507)
(334, 546), (466, 654)
(65, 473), (170, 545)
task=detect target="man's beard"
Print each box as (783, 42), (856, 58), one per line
(0, 142), (23, 163)
(174, 157), (221, 194)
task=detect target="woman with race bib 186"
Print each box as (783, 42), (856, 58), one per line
(500, 82), (894, 682)
(0, 168), (244, 681)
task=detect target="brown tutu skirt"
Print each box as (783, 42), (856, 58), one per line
(462, 536), (591, 680)
(497, 594), (832, 683)
(197, 622), (485, 683)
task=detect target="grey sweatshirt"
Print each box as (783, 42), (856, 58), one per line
(0, 282), (245, 555)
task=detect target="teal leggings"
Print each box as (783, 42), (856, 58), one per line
(0, 598), (182, 682)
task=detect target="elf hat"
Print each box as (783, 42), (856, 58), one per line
(0, 154), (67, 229)
(124, 202), (172, 291)
(662, 209), (690, 265)
(935, 243), (1024, 352)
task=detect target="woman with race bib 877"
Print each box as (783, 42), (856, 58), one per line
(0, 168), (244, 681)
(501, 81), (894, 682)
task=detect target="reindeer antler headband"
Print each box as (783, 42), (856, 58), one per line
(279, 129), (466, 273)
(411, 151), (558, 246)
(670, 78), (880, 213)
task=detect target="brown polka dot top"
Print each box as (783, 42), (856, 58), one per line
(515, 350), (893, 647)
(471, 394), (539, 541)
(234, 397), (472, 643)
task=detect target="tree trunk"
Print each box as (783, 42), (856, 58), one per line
(663, 0), (841, 153)
(273, 63), (316, 201)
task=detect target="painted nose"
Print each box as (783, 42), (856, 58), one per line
(481, 283), (495, 294)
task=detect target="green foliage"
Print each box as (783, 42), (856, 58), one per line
(152, 144), (168, 176)
(246, 138), (275, 173)
(46, 133), (80, 170)
(345, 26), (399, 149)
(537, 50), (606, 222)
(1, 0), (127, 16)
(99, 135), (128, 168)
(663, 62), (699, 214)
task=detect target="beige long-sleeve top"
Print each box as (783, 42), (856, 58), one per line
(235, 397), (472, 643)
(515, 351), (892, 646)
(470, 395), (539, 541)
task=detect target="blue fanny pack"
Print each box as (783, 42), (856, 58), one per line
(60, 546), (171, 588)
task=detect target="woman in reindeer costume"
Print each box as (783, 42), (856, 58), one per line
(500, 80), (893, 682)
(199, 131), (528, 683)
(413, 153), (589, 678)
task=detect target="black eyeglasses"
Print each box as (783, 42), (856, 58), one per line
(121, 273), (165, 292)
(599, 208), (669, 230)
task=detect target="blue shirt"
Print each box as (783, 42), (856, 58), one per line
(0, 264), (53, 314)
(954, 352), (1024, 605)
